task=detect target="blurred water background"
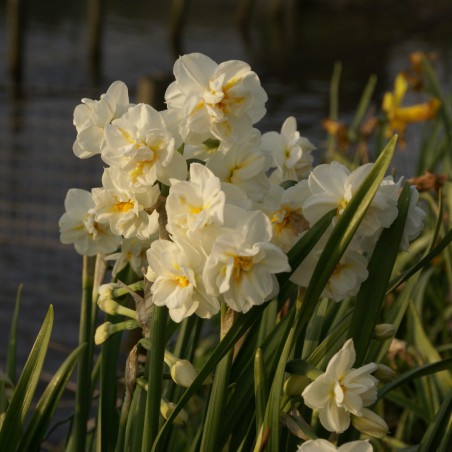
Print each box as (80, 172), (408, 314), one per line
(0, 0), (451, 440)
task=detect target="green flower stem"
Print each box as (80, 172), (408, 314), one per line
(200, 305), (235, 452)
(142, 305), (168, 451)
(71, 255), (96, 452)
(112, 280), (144, 298)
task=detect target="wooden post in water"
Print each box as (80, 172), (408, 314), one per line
(87, 0), (104, 80)
(6, 0), (25, 83)
(169, 0), (190, 57)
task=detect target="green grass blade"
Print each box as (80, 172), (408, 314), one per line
(418, 389), (452, 452)
(6, 284), (23, 384)
(254, 348), (268, 432)
(0, 379), (6, 431)
(388, 227), (452, 292)
(0, 305), (54, 450)
(18, 343), (86, 450)
(377, 357), (452, 401)
(348, 183), (410, 365)
(199, 348), (233, 452)
(348, 74), (377, 142)
(408, 300), (452, 395)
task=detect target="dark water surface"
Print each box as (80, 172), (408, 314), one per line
(0, 0), (451, 400)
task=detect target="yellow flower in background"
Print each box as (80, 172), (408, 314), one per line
(382, 73), (440, 142)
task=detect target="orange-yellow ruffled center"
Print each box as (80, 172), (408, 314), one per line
(113, 201), (134, 213)
(233, 255), (254, 282)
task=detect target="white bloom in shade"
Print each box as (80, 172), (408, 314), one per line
(165, 53), (267, 142)
(400, 185), (426, 250)
(207, 143), (270, 202)
(59, 188), (121, 256)
(203, 210), (290, 313)
(297, 439), (373, 452)
(261, 116), (315, 183)
(106, 237), (154, 277)
(290, 241), (369, 302)
(145, 239), (220, 322)
(302, 339), (379, 433)
(73, 81), (131, 158)
(262, 181), (311, 252)
(352, 408), (389, 438)
(183, 123), (261, 162)
(92, 169), (160, 240)
(102, 104), (186, 186)
(302, 162), (399, 239)
(166, 163), (225, 239)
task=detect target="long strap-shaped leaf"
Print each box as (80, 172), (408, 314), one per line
(0, 305), (54, 450)
(263, 135), (398, 451)
(377, 357), (452, 401)
(151, 306), (266, 452)
(17, 343), (86, 450)
(6, 284), (23, 384)
(418, 388), (452, 452)
(349, 183), (410, 365)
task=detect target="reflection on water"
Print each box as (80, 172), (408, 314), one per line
(0, 0), (451, 376)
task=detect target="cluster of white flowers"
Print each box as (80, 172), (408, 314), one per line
(59, 52), (426, 316)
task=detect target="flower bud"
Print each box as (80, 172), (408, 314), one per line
(95, 322), (111, 345)
(374, 323), (396, 341)
(164, 350), (198, 387)
(352, 408), (389, 438)
(374, 364), (397, 382)
(160, 398), (189, 426)
(283, 375), (310, 396)
(170, 359), (197, 387)
(98, 295), (120, 315)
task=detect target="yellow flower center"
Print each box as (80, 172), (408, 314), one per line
(113, 201), (134, 213)
(337, 198), (348, 215)
(176, 276), (190, 287)
(233, 255), (254, 282)
(271, 207), (307, 236)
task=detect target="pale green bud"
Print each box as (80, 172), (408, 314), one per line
(352, 408), (389, 438)
(374, 364), (397, 382)
(160, 398), (188, 426)
(95, 322), (111, 345)
(374, 323), (396, 341)
(283, 375), (310, 396)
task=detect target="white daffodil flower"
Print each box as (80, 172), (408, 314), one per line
(59, 188), (121, 256)
(166, 163), (225, 241)
(165, 53), (267, 143)
(146, 239), (220, 322)
(400, 185), (426, 250)
(92, 168), (160, 240)
(102, 104), (186, 186)
(297, 439), (373, 452)
(261, 181), (311, 252)
(302, 162), (400, 241)
(261, 116), (315, 183)
(73, 81), (132, 159)
(290, 235), (369, 302)
(207, 142), (270, 202)
(203, 210), (290, 313)
(302, 339), (379, 433)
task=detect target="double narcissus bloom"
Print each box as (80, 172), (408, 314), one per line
(302, 339), (388, 435)
(60, 52), (427, 318)
(297, 439), (373, 452)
